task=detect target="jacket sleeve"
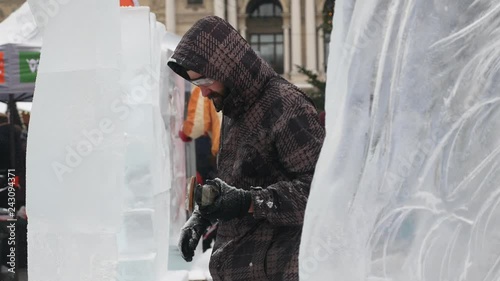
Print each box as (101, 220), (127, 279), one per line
(182, 87), (207, 139)
(251, 99), (325, 226)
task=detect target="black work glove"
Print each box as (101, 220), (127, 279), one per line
(178, 210), (211, 262)
(195, 178), (252, 221)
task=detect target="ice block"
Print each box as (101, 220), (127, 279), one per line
(117, 7), (170, 281)
(300, 0), (500, 280)
(26, 2), (174, 281)
(160, 36), (188, 249)
(26, 0), (124, 280)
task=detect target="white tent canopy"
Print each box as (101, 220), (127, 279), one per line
(0, 2), (41, 102)
(0, 2), (41, 46)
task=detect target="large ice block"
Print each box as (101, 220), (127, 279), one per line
(300, 1), (500, 280)
(26, 0), (124, 280)
(160, 36), (188, 249)
(27, 2), (173, 281)
(117, 7), (170, 281)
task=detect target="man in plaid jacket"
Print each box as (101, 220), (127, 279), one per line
(168, 16), (325, 281)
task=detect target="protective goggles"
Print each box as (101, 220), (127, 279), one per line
(189, 76), (215, 87)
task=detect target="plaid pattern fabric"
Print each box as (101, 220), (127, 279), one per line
(169, 16), (325, 281)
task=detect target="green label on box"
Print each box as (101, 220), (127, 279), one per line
(19, 51), (40, 83)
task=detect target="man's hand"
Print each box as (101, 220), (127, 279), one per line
(178, 210), (211, 262)
(196, 178), (252, 221)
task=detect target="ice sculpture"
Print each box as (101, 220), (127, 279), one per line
(161, 35), (209, 280)
(116, 7), (170, 281)
(161, 46), (188, 254)
(300, 1), (500, 281)
(26, 0), (124, 279)
(26, 2), (174, 281)
(158, 32), (187, 251)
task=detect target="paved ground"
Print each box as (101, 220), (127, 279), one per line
(6, 268), (208, 281)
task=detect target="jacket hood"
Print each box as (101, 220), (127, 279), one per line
(167, 16), (277, 119)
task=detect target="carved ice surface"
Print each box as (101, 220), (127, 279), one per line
(26, 1), (124, 280)
(300, 1), (500, 281)
(26, 2), (174, 281)
(117, 8), (170, 281)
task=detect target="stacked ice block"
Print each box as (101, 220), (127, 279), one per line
(26, 2), (175, 281)
(117, 7), (171, 281)
(26, 0), (124, 280)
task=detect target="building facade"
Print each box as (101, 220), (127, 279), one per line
(0, 0), (25, 22)
(0, 0), (335, 88)
(142, 0), (335, 88)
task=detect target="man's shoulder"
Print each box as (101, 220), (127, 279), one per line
(269, 91), (317, 121)
(265, 78), (311, 106)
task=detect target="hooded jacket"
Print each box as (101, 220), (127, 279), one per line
(168, 16), (325, 281)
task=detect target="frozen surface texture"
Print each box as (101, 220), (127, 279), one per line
(160, 47), (187, 248)
(117, 8), (170, 281)
(157, 31), (188, 251)
(300, 1), (500, 281)
(26, 0), (123, 280)
(27, 2), (173, 281)
(164, 57), (191, 272)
